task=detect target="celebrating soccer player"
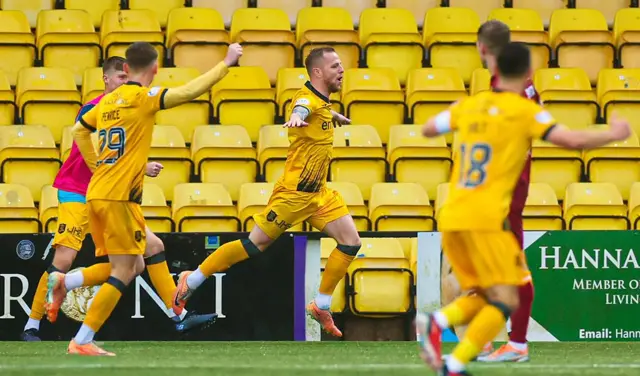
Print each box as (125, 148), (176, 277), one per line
(67, 42), (242, 356)
(172, 47), (360, 337)
(416, 42), (630, 376)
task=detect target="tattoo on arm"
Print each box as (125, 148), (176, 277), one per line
(292, 106), (310, 120)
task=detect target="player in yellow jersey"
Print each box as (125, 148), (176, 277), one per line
(67, 41), (243, 356)
(172, 47), (360, 337)
(415, 43), (631, 376)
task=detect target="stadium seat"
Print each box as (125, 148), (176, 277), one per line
(549, 9), (615, 85)
(346, 237), (413, 316)
(81, 67), (105, 103)
(0, 183), (40, 233)
(146, 125), (192, 202)
(385, 0), (439, 27)
(435, 182), (449, 222)
(237, 182), (305, 232)
(584, 129), (640, 201)
(330, 125), (387, 201)
(16, 68), (82, 144)
(257, 125), (289, 183)
(129, 0), (183, 28)
(172, 183), (240, 232)
(534, 68), (599, 130)
(369, 183), (434, 231)
(597, 68), (640, 136)
(629, 183), (640, 229)
(323, 182), (370, 231)
(321, 0), (377, 27)
(64, 0), (120, 28)
(255, 0), (312, 27)
(614, 9), (640, 69)
(0, 11), (36, 86)
(523, 183), (564, 230)
(423, 7), (482, 85)
(152, 68), (212, 143)
(512, 0), (566, 27)
(575, 0), (628, 26)
(387, 125), (451, 199)
(191, 0), (246, 28)
(564, 183), (629, 230)
(40, 185), (58, 233)
(359, 8), (423, 86)
(0, 125), (60, 203)
(488, 8), (551, 72)
(141, 183), (174, 233)
(531, 139), (583, 201)
(296, 7), (360, 72)
(36, 10), (101, 86)
(100, 10), (164, 61)
(191, 125), (259, 202)
(211, 67), (277, 142)
(320, 237), (348, 312)
(166, 8), (230, 74)
(449, 0), (503, 22)
(230, 8), (296, 85)
(342, 68), (406, 144)
(0, 72), (15, 125)
(470, 68), (492, 95)
(1, 0), (54, 28)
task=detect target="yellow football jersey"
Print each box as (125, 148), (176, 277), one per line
(439, 90), (557, 231)
(279, 81), (337, 193)
(80, 82), (168, 203)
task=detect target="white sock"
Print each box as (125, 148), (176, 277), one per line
(508, 341), (528, 351)
(65, 271), (84, 290)
(433, 311), (449, 330)
(186, 268), (206, 290)
(170, 309), (189, 322)
(314, 293), (331, 310)
(24, 318), (40, 331)
(74, 324), (96, 345)
(445, 355), (466, 373)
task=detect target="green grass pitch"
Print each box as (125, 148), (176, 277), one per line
(1, 342), (639, 376)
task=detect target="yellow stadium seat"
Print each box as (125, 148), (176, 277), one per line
(359, 8), (423, 86)
(237, 182), (305, 232)
(523, 182), (564, 230)
(192, 0), (245, 28)
(512, 0), (566, 27)
(276, 68), (307, 117)
(330, 125), (387, 200)
(549, 9), (615, 85)
(369, 182), (434, 231)
(385, 0), (439, 27)
(0, 183), (40, 233)
(16, 68), (82, 144)
(531, 139), (583, 200)
(435, 182), (449, 222)
(211, 67), (277, 142)
(629, 183), (640, 229)
(0, 72), (15, 125)
(564, 183), (629, 230)
(488, 8), (551, 72)
(597, 68), (640, 136)
(320, 237), (347, 312)
(387, 125), (451, 199)
(152, 68), (212, 143)
(64, 0), (120, 28)
(36, 10), (101, 86)
(534, 68), (599, 130)
(296, 7), (361, 72)
(342, 68), (406, 144)
(141, 183), (174, 233)
(172, 183), (240, 232)
(322, 181), (371, 231)
(0, 11), (36, 86)
(346, 237), (413, 316)
(321, 0), (377, 27)
(584, 130), (640, 201)
(146, 125), (192, 202)
(191, 125), (258, 202)
(423, 7), (482, 85)
(166, 8), (230, 75)
(129, 0), (183, 28)
(614, 9), (640, 69)
(81, 67), (105, 103)
(256, 0), (313, 27)
(470, 68), (491, 95)
(230, 8), (296, 85)
(100, 10), (164, 61)
(449, 0), (503, 22)
(576, 0), (628, 26)
(1, 0), (54, 28)
(0, 126), (60, 203)
(257, 125), (289, 183)
(40, 185), (58, 232)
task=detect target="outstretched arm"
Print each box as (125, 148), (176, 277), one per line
(423, 110), (452, 137)
(539, 112), (631, 149)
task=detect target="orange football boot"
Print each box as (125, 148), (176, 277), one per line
(306, 300), (342, 337)
(67, 340), (115, 356)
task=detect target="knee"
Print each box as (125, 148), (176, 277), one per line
(146, 236), (165, 257)
(112, 257), (144, 285)
(135, 257), (145, 276)
(248, 227), (274, 252)
(336, 243), (361, 257)
(486, 286), (520, 313)
(51, 247), (77, 272)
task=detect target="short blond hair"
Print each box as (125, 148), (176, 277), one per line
(478, 20), (511, 56)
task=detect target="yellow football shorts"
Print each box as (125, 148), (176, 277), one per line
(53, 202), (89, 252)
(88, 200), (146, 257)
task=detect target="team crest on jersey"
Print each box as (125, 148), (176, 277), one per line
(135, 231), (142, 242)
(58, 223), (66, 234)
(266, 210), (277, 222)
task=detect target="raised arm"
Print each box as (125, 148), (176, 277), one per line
(545, 114), (631, 149)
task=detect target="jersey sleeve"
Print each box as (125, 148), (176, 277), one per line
(290, 92), (318, 119)
(143, 86), (169, 114)
(527, 102), (557, 140)
(433, 100), (463, 134)
(79, 105), (98, 132)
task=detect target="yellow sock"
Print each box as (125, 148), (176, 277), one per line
(29, 272), (48, 320)
(440, 295), (486, 328)
(319, 247), (356, 295)
(81, 263), (112, 286)
(452, 304), (508, 364)
(199, 239), (255, 276)
(145, 253), (176, 309)
(84, 277), (124, 332)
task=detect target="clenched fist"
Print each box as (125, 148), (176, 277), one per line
(145, 162), (164, 177)
(224, 43), (243, 67)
